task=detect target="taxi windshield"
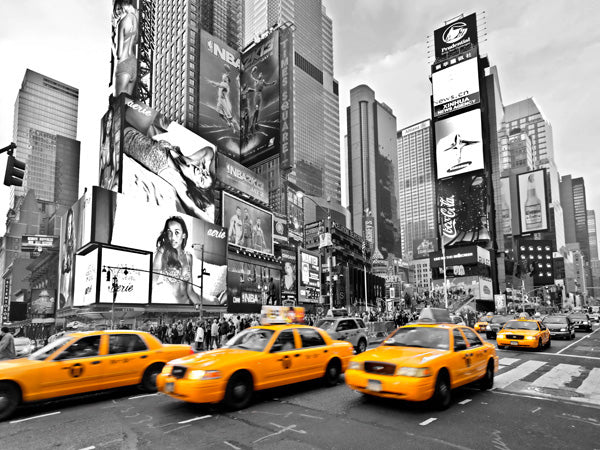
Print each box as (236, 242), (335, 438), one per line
(223, 328), (275, 352)
(504, 320), (539, 330)
(28, 336), (73, 361)
(383, 327), (449, 350)
(315, 320), (335, 331)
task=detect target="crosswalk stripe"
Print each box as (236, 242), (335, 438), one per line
(576, 367), (600, 397)
(498, 357), (520, 366)
(531, 364), (583, 389)
(494, 360), (547, 390)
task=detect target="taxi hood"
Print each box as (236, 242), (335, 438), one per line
(500, 328), (540, 336)
(353, 345), (446, 366)
(168, 347), (261, 368)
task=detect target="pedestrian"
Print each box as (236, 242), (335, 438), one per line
(219, 318), (229, 346)
(194, 321), (205, 352)
(176, 321), (184, 344)
(211, 319), (219, 349)
(0, 327), (16, 360)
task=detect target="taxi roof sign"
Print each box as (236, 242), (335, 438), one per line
(260, 306), (305, 325)
(418, 307), (451, 323)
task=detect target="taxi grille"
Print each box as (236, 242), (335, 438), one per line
(171, 366), (188, 379)
(364, 361), (396, 376)
(506, 334), (524, 340)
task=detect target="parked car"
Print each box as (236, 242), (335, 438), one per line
(542, 315), (575, 340)
(568, 313), (593, 332)
(316, 316), (369, 353)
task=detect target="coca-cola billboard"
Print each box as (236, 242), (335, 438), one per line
(437, 173), (490, 246)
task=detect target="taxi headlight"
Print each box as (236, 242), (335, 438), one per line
(395, 367), (432, 377)
(497, 334), (505, 339)
(348, 361), (363, 371)
(188, 369), (222, 380)
(486, 325), (492, 331)
(161, 365), (172, 375)
(525, 336), (537, 340)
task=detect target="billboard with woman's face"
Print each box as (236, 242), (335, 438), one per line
(280, 248), (297, 300)
(222, 192), (273, 256)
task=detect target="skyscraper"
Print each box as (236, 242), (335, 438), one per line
(347, 85), (400, 259)
(588, 210), (598, 261)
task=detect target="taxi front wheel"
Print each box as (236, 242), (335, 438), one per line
(432, 371), (451, 410)
(224, 371), (253, 410)
(0, 382), (19, 421)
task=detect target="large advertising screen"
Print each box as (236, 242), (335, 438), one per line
(109, 96), (217, 224)
(432, 52), (480, 118)
(73, 249), (99, 307)
(98, 248), (152, 304)
(500, 177), (513, 235)
(412, 238), (438, 259)
(227, 260), (280, 313)
(92, 187), (228, 306)
(99, 103), (122, 192)
(431, 275), (492, 301)
(198, 30), (241, 159)
(240, 30), (280, 165)
(279, 26), (294, 170)
(280, 248), (297, 300)
(30, 289), (56, 316)
(216, 153), (268, 204)
(517, 169), (548, 234)
(223, 192), (274, 256)
(438, 173), (490, 246)
(298, 248), (320, 303)
(430, 244), (489, 268)
(435, 109), (484, 179)
(110, 0), (140, 98)
(433, 12), (478, 60)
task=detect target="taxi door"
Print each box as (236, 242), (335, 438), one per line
(450, 329), (471, 387)
(460, 327), (489, 381)
(40, 335), (106, 398)
(101, 334), (151, 387)
(261, 329), (302, 389)
(296, 328), (330, 380)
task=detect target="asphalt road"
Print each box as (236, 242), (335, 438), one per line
(2, 326), (599, 450)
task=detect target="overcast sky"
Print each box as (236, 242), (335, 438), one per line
(0, 0), (599, 238)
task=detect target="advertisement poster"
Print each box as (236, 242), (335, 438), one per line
(437, 173), (490, 246)
(298, 248), (320, 303)
(222, 192), (274, 256)
(1, 280), (9, 322)
(273, 214), (288, 244)
(412, 238), (437, 259)
(99, 103), (122, 192)
(435, 109), (484, 179)
(433, 12), (478, 60)
(198, 30), (241, 159)
(279, 26), (294, 170)
(432, 52), (480, 117)
(227, 260), (280, 313)
(109, 0), (140, 97)
(92, 187), (228, 306)
(215, 153), (268, 204)
(240, 30), (280, 165)
(431, 275), (492, 301)
(30, 289), (56, 316)
(116, 96), (216, 223)
(500, 177), (512, 235)
(280, 248), (297, 298)
(73, 249), (99, 307)
(517, 169), (548, 234)
(98, 248), (152, 304)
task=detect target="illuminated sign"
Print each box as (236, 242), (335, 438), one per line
(298, 248), (320, 303)
(21, 235), (58, 252)
(517, 169), (549, 234)
(433, 13), (478, 60)
(432, 53), (480, 117)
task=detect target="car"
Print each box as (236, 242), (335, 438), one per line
(315, 316), (369, 353)
(496, 319), (551, 350)
(157, 307), (355, 410)
(568, 313), (593, 332)
(474, 314), (494, 333)
(0, 330), (193, 421)
(449, 315), (466, 326)
(14, 337), (35, 357)
(542, 315), (576, 340)
(485, 315), (513, 339)
(344, 315), (498, 410)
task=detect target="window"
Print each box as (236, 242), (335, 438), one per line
(298, 328), (326, 348)
(453, 329), (467, 351)
(109, 334), (148, 354)
(336, 319), (356, 331)
(55, 336), (101, 360)
(461, 328), (483, 347)
(271, 330), (296, 352)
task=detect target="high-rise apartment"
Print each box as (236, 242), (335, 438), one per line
(347, 85), (400, 259)
(588, 210), (598, 261)
(396, 120), (436, 260)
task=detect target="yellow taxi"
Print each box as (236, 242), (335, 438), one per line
(345, 309), (498, 410)
(474, 313), (494, 333)
(496, 319), (551, 350)
(157, 307), (354, 410)
(0, 330), (192, 420)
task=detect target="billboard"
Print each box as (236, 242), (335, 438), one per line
(110, 0), (140, 97)
(99, 103), (122, 191)
(438, 173), (490, 246)
(223, 192), (273, 256)
(431, 275), (492, 301)
(298, 248), (321, 303)
(198, 30), (241, 159)
(432, 52), (480, 117)
(413, 238), (438, 259)
(1, 280), (10, 322)
(92, 187), (228, 306)
(240, 30), (280, 165)
(21, 235), (58, 252)
(30, 289), (56, 316)
(73, 249), (99, 307)
(98, 248), (152, 304)
(109, 96), (217, 223)
(216, 153), (268, 204)
(433, 13), (478, 60)
(227, 260), (280, 313)
(430, 245), (489, 268)
(500, 177), (512, 235)
(273, 214), (288, 244)
(435, 109), (484, 179)
(281, 248), (298, 299)
(517, 169), (548, 234)
(279, 26), (294, 170)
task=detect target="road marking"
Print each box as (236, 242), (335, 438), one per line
(532, 407), (541, 413)
(178, 415), (211, 424)
(531, 363), (583, 389)
(419, 418), (437, 426)
(78, 447), (95, 450)
(224, 442), (241, 450)
(299, 413), (323, 420)
(164, 424), (191, 434)
(253, 423), (306, 444)
(458, 399), (471, 405)
(557, 328), (599, 354)
(576, 368), (600, 397)
(493, 360), (546, 390)
(548, 353), (600, 361)
(128, 393), (159, 400)
(10, 411), (61, 423)
(498, 357), (520, 366)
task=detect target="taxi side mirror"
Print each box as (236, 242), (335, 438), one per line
(454, 342), (468, 352)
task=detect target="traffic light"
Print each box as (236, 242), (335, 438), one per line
(4, 154), (26, 187)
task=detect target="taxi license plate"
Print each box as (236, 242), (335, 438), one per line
(367, 380), (382, 392)
(510, 341), (519, 346)
(165, 382), (174, 393)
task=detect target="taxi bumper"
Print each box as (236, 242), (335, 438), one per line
(345, 369), (435, 402)
(157, 373), (225, 404)
(496, 336), (539, 348)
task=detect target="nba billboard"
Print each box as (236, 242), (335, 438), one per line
(433, 13), (478, 60)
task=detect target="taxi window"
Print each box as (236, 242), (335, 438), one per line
(270, 330), (296, 353)
(384, 327), (449, 350)
(453, 329), (468, 351)
(55, 336), (101, 360)
(298, 328), (326, 348)
(223, 328), (275, 352)
(109, 334), (148, 354)
(461, 328), (483, 347)
(504, 320), (539, 331)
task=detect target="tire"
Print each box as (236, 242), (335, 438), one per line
(356, 338), (367, 354)
(224, 371), (253, 410)
(480, 360), (494, 390)
(323, 359), (341, 387)
(537, 338), (544, 352)
(141, 363), (164, 392)
(431, 371), (451, 410)
(0, 382), (19, 421)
